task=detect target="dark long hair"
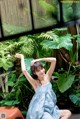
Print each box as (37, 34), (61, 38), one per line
(31, 61), (43, 80)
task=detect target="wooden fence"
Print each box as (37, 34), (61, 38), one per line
(0, 0), (54, 31)
(0, 0), (31, 31)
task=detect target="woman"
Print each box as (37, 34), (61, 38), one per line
(15, 53), (71, 119)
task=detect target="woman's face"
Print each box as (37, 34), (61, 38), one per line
(35, 66), (45, 79)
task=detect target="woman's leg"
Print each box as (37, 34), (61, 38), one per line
(60, 110), (72, 119)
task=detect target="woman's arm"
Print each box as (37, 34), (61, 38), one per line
(15, 53), (37, 89)
(31, 57), (56, 80)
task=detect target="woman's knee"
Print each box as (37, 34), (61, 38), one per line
(66, 110), (72, 116)
(60, 109), (72, 118)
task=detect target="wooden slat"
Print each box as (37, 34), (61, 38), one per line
(0, 0), (54, 32)
(1, 0), (32, 30)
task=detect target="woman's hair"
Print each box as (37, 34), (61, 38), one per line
(31, 61), (44, 80)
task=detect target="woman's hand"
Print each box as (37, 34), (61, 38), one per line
(31, 59), (36, 66)
(31, 59), (41, 66)
(15, 53), (24, 59)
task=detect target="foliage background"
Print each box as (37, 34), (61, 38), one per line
(0, 28), (80, 117)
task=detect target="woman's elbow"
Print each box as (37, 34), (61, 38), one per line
(52, 58), (56, 65)
(52, 58), (56, 62)
(22, 70), (26, 75)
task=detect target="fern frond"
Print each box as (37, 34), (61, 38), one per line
(39, 31), (59, 42)
(19, 36), (34, 56)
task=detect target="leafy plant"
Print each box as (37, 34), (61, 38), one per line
(0, 45), (13, 71)
(40, 30), (73, 51)
(0, 35), (35, 72)
(56, 73), (75, 93)
(0, 26), (80, 115)
(69, 94), (80, 107)
(0, 58), (34, 117)
(39, 28), (80, 108)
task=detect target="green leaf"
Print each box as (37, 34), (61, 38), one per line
(59, 34), (73, 50)
(0, 100), (20, 106)
(6, 81), (15, 87)
(18, 75), (26, 81)
(57, 74), (75, 93)
(24, 58), (33, 73)
(19, 37), (34, 56)
(0, 57), (13, 71)
(39, 31), (59, 41)
(41, 34), (73, 51)
(41, 40), (58, 49)
(69, 94), (80, 107)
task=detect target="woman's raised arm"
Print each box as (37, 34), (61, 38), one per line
(15, 53), (38, 89)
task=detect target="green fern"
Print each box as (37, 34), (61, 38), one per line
(39, 31), (59, 42)
(19, 36), (34, 56)
(40, 32), (73, 51)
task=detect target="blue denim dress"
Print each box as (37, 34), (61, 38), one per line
(26, 82), (61, 119)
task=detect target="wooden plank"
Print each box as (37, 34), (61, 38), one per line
(0, 0), (54, 33)
(1, 0), (32, 31)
